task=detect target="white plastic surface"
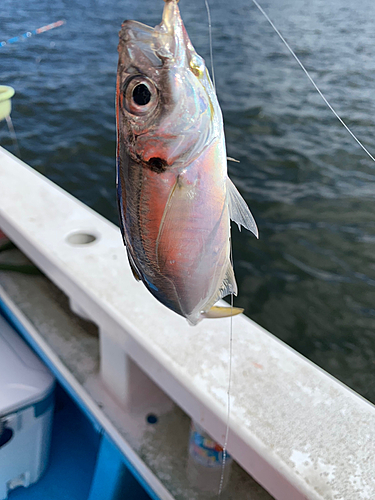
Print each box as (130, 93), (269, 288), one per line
(0, 405), (54, 500)
(0, 313), (54, 417)
(1, 147), (375, 500)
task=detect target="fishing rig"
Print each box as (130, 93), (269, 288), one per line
(0, 20), (65, 48)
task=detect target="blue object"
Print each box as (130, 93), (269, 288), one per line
(0, 298), (160, 500)
(88, 434), (153, 500)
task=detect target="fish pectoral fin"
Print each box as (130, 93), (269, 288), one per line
(227, 177), (259, 238)
(203, 305), (244, 319)
(155, 177), (179, 269)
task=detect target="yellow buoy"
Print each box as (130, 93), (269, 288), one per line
(0, 86), (15, 122)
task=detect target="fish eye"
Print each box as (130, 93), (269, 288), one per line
(123, 77), (158, 116)
(132, 84), (151, 106)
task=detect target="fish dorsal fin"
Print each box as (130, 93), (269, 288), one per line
(126, 248), (141, 281)
(203, 305), (244, 319)
(227, 177), (259, 238)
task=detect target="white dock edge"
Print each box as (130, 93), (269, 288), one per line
(0, 146), (375, 500)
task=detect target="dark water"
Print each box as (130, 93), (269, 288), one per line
(2, 0), (375, 402)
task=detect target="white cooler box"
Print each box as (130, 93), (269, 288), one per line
(0, 313), (55, 499)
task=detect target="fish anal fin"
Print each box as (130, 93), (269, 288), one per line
(227, 177), (259, 238)
(202, 259), (238, 315)
(219, 260), (238, 299)
(203, 305), (244, 319)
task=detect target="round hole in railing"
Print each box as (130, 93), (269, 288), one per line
(66, 231), (97, 246)
(146, 414), (158, 425)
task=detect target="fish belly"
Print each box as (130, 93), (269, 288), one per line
(118, 140), (231, 324)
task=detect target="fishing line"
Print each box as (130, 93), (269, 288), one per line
(218, 236), (235, 498)
(204, 0), (234, 491)
(5, 116), (21, 159)
(251, 0), (375, 164)
(204, 0), (216, 92)
(218, 293), (233, 497)
(201, 3), (231, 493)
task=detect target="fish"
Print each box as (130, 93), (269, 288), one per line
(116, 0), (258, 326)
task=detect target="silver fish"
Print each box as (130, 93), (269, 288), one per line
(116, 0), (258, 325)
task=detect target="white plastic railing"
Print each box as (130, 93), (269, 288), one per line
(1, 146), (375, 500)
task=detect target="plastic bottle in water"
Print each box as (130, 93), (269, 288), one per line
(187, 421), (233, 494)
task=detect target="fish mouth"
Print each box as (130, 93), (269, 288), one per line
(118, 0), (189, 69)
(154, 0), (190, 65)
(161, 0), (181, 30)
(119, 0), (203, 73)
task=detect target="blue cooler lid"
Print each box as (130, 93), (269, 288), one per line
(0, 314), (54, 418)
